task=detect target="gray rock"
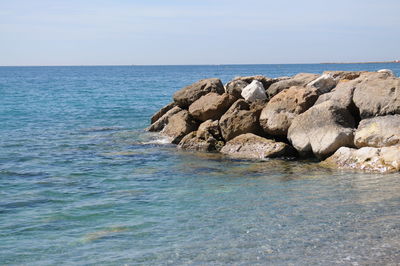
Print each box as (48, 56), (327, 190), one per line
(188, 93), (236, 122)
(377, 69), (396, 77)
(323, 145), (400, 173)
(230, 75), (281, 90)
(173, 78), (224, 108)
(225, 80), (249, 98)
(260, 86), (318, 136)
(306, 73), (337, 94)
(161, 110), (199, 144)
(322, 71), (363, 81)
(354, 115), (400, 148)
(353, 72), (400, 118)
(220, 133), (296, 160)
(287, 100), (355, 159)
(219, 99), (263, 141)
(241, 80), (267, 102)
(314, 78), (360, 109)
(147, 106), (182, 132)
(266, 73), (320, 98)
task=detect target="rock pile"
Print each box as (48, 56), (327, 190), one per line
(148, 70), (400, 173)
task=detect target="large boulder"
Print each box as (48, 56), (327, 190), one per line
(377, 69), (396, 77)
(173, 78), (225, 108)
(178, 120), (224, 152)
(260, 86), (318, 136)
(266, 73), (320, 98)
(220, 133), (296, 160)
(314, 78), (360, 109)
(354, 115), (400, 148)
(161, 110), (199, 144)
(241, 80), (267, 102)
(287, 100), (355, 159)
(219, 99), (263, 141)
(225, 79), (249, 98)
(188, 93), (236, 122)
(306, 73), (337, 94)
(323, 145), (400, 173)
(150, 102), (176, 124)
(353, 72), (400, 118)
(147, 106), (182, 132)
(231, 75), (282, 90)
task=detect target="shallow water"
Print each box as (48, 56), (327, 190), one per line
(1, 64), (400, 265)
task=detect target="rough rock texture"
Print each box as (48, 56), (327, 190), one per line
(353, 72), (400, 118)
(178, 120), (224, 152)
(188, 93), (236, 122)
(322, 71), (363, 81)
(196, 120), (223, 141)
(220, 133), (296, 160)
(260, 86), (318, 136)
(323, 145), (400, 173)
(150, 102), (176, 124)
(231, 75), (283, 90)
(288, 100), (355, 159)
(161, 110), (199, 144)
(173, 78), (225, 108)
(354, 115), (400, 148)
(225, 80), (248, 98)
(378, 69), (396, 77)
(148, 106), (182, 132)
(306, 73), (337, 94)
(314, 78), (360, 109)
(241, 80), (267, 102)
(219, 99), (263, 141)
(266, 73), (320, 98)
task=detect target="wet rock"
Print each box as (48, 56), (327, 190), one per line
(266, 73), (320, 98)
(241, 80), (267, 102)
(323, 145), (400, 173)
(219, 99), (263, 141)
(288, 100), (355, 159)
(161, 110), (199, 144)
(354, 115), (400, 148)
(147, 106), (182, 132)
(260, 86), (318, 136)
(353, 72), (400, 118)
(150, 102), (176, 124)
(220, 133), (296, 160)
(173, 78), (224, 108)
(188, 93), (236, 122)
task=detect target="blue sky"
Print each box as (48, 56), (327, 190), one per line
(1, 0), (399, 65)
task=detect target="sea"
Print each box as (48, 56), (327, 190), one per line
(1, 63), (400, 265)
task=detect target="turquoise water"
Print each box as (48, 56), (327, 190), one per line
(1, 64), (400, 265)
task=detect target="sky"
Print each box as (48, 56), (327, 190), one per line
(0, 0), (399, 66)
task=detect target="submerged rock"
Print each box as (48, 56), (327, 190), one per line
(161, 110), (199, 144)
(241, 80), (267, 103)
(323, 145), (400, 173)
(173, 78), (224, 108)
(354, 115), (400, 148)
(219, 99), (263, 141)
(260, 86), (318, 136)
(288, 100), (355, 159)
(220, 133), (296, 160)
(188, 93), (236, 122)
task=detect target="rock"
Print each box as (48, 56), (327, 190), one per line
(220, 133), (296, 160)
(287, 100), (355, 159)
(354, 115), (400, 148)
(322, 71), (363, 81)
(314, 78), (360, 109)
(260, 86), (318, 136)
(161, 110), (199, 144)
(377, 69), (396, 77)
(266, 73), (320, 98)
(231, 75), (281, 90)
(178, 131), (224, 152)
(306, 73), (337, 94)
(241, 80), (267, 103)
(196, 120), (223, 141)
(219, 99), (263, 141)
(150, 102), (176, 124)
(323, 145), (400, 173)
(173, 78), (225, 108)
(147, 106), (182, 132)
(225, 79), (249, 98)
(353, 72), (400, 118)
(188, 93), (236, 122)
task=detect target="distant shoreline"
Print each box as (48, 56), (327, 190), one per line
(321, 60), (400, 64)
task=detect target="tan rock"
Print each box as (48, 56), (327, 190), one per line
(266, 73), (319, 98)
(147, 106), (182, 132)
(188, 93), (236, 122)
(150, 102), (176, 124)
(161, 110), (199, 144)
